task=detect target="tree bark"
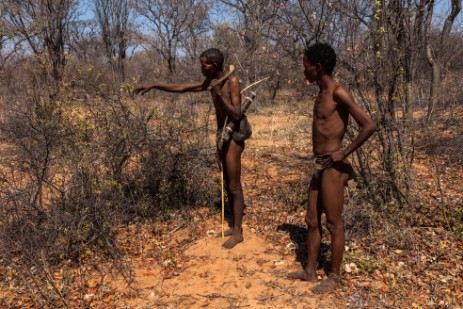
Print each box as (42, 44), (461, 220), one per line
(425, 0), (461, 122)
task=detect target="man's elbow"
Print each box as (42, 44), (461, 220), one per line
(367, 122), (377, 136)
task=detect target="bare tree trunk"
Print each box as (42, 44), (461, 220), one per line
(2, 0), (76, 94)
(425, 43), (440, 122)
(93, 0), (131, 84)
(133, 0), (208, 77)
(425, 0), (461, 123)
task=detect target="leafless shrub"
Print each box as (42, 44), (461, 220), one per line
(414, 113), (463, 237)
(0, 61), (216, 305)
(344, 189), (416, 250)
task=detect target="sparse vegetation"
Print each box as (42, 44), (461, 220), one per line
(0, 0), (462, 307)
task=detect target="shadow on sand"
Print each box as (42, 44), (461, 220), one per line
(277, 223), (331, 273)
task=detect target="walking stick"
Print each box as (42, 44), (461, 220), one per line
(220, 116), (228, 240)
(208, 65), (235, 240)
(221, 164), (225, 240)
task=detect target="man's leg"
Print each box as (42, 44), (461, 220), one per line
(287, 176), (322, 282)
(312, 165), (348, 293)
(221, 139), (245, 249)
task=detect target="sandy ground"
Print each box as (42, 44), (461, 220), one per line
(2, 103), (462, 308)
(114, 111), (340, 308)
(125, 224), (335, 309)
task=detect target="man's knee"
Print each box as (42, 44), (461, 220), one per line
(305, 215), (319, 231)
(326, 219), (344, 235)
(227, 183), (243, 199)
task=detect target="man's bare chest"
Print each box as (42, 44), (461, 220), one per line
(212, 82), (231, 107)
(314, 97), (337, 120)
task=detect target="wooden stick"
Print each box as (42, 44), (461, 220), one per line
(220, 116), (228, 240)
(207, 65), (236, 91)
(221, 167), (225, 240)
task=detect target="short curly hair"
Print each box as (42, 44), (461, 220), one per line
(304, 43), (337, 75)
(200, 48), (225, 70)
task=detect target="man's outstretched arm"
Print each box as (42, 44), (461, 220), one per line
(134, 80), (209, 95)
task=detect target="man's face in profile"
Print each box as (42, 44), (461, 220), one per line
(200, 57), (217, 79)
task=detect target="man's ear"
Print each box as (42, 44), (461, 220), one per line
(317, 63), (328, 75)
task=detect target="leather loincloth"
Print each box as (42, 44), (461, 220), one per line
(312, 154), (356, 185)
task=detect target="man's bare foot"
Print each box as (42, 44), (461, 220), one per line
(311, 275), (341, 294)
(216, 228), (233, 237)
(286, 271), (318, 282)
(222, 233), (243, 249)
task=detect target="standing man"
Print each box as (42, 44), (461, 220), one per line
(287, 43), (376, 293)
(135, 48), (250, 249)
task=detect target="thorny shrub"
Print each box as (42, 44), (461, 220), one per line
(0, 71), (216, 305)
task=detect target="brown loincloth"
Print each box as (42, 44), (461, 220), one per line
(312, 154), (356, 186)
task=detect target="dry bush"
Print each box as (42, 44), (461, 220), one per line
(414, 110), (463, 237)
(343, 187), (417, 250)
(0, 63), (216, 305)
